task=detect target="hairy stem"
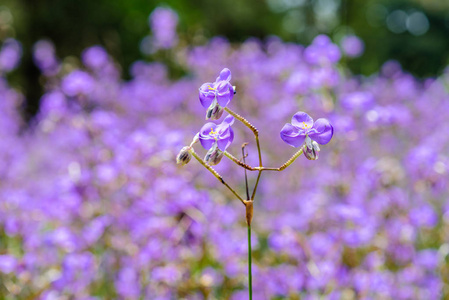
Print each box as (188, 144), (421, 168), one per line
(277, 148), (304, 171)
(190, 150), (245, 205)
(224, 151), (257, 171)
(224, 148), (305, 172)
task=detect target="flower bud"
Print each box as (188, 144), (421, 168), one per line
(303, 137), (320, 160)
(176, 146), (192, 166)
(204, 145), (224, 166)
(206, 101), (224, 120)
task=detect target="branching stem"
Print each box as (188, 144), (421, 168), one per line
(189, 150), (245, 206)
(224, 107), (263, 200)
(224, 148), (304, 172)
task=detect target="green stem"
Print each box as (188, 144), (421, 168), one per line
(250, 171), (262, 200)
(247, 224), (253, 300)
(189, 149), (245, 206)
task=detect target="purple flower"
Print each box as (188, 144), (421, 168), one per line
(341, 35), (365, 58)
(0, 38), (22, 72)
(280, 111), (333, 147)
(33, 40), (59, 74)
(82, 45), (109, 69)
(149, 7), (179, 50)
(199, 68), (234, 120)
(61, 70), (94, 97)
(0, 255), (17, 274)
(199, 115), (234, 164)
(304, 35), (341, 65)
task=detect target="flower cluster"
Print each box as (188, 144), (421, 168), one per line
(0, 9), (448, 299)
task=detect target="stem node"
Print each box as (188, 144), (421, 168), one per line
(244, 200), (254, 226)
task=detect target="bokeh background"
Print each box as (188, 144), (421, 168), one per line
(1, 0), (449, 299)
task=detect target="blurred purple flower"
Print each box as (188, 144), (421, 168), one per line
(341, 35), (365, 58)
(0, 255), (17, 274)
(152, 265), (181, 285)
(33, 40), (59, 74)
(0, 38), (22, 72)
(61, 70), (94, 97)
(409, 204), (438, 228)
(304, 35), (341, 65)
(82, 45), (109, 69)
(116, 267), (141, 299)
(280, 111), (333, 147)
(415, 250), (439, 270)
(341, 91), (374, 111)
(149, 7), (178, 50)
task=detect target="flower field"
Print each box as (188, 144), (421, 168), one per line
(1, 7), (449, 299)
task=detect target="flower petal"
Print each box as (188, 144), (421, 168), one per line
(216, 90), (232, 107)
(308, 118), (333, 145)
(291, 111), (314, 129)
(199, 83), (216, 108)
(216, 68), (232, 82)
(280, 123), (306, 147)
(199, 123), (217, 150)
(217, 126), (234, 151)
(222, 115), (234, 126)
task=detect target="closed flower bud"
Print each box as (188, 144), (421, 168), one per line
(303, 136), (320, 160)
(206, 99), (224, 120)
(204, 144), (224, 166)
(176, 146), (192, 165)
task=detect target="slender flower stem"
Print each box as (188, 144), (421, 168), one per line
(224, 151), (257, 171)
(224, 107), (259, 139)
(276, 148), (304, 171)
(247, 224), (253, 300)
(224, 148), (305, 172)
(242, 143), (250, 200)
(251, 171), (262, 200)
(189, 149), (245, 206)
(224, 107), (263, 200)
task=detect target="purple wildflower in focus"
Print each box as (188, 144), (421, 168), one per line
(149, 7), (179, 50)
(280, 111), (333, 147)
(341, 35), (365, 58)
(199, 114), (234, 165)
(199, 68), (234, 120)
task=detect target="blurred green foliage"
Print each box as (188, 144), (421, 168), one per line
(1, 0), (449, 117)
